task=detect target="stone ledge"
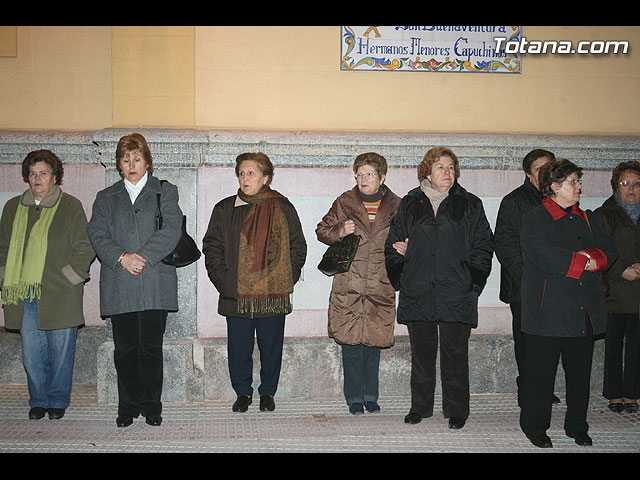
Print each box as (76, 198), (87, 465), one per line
(1, 128), (638, 171)
(0, 329), (606, 404)
(94, 335), (604, 404)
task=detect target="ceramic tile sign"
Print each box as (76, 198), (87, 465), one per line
(340, 26), (522, 74)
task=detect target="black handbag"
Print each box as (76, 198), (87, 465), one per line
(156, 181), (201, 267)
(317, 233), (361, 276)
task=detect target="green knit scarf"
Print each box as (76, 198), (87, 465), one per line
(2, 193), (61, 305)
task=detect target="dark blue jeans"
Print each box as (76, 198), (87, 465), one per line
(20, 298), (78, 409)
(341, 343), (380, 405)
(226, 315), (285, 397)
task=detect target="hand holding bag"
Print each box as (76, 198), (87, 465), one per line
(317, 233), (361, 276)
(156, 181), (201, 267)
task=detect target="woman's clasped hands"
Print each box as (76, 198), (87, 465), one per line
(120, 253), (147, 276)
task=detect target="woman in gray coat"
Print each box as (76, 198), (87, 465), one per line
(87, 133), (182, 428)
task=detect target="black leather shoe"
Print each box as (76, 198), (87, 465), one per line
(232, 395), (252, 412)
(608, 402), (624, 413)
(259, 395), (276, 412)
(145, 414), (162, 426)
(48, 408), (65, 420)
(567, 431), (592, 446)
(448, 417), (466, 429)
(28, 407), (46, 419)
(526, 432), (553, 448)
(404, 412), (423, 424)
(624, 402), (639, 413)
(364, 401), (381, 413)
(116, 415), (134, 428)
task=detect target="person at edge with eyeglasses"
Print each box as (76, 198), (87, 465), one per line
(594, 161), (640, 415)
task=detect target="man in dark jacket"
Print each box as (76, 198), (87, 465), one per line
(494, 149), (556, 406)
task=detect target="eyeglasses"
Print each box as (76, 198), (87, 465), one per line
(619, 180), (640, 189)
(565, 179), (582, 186)
(355, 172), (378, 181)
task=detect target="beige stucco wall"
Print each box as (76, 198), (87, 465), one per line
(0, 25), (638, 134)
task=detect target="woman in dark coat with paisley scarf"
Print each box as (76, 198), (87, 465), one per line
(202, 153), (307, 413)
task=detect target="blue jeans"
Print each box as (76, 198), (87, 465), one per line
(341, 344), (381, 405)
(20, 298), (78, 409)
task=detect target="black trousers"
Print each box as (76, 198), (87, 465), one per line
(519, 330), (594, 436)
(226, 315), (285, 397)
(510, 302), (526, 404)
(111, 310), (167, 417)
(406, 321), (472, 419)
(603, 312), (640, 400)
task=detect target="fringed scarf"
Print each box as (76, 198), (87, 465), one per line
(236, 186), (293, 315)
(3, 188), (62, 305)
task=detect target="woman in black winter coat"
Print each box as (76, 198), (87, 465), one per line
(594, 160), (640, 414)
(519, 159), (616, 449)
(385, 147), (494, 430)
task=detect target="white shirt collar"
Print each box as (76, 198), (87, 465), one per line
(123, 172), (148, 203)
(234, 195), (249, 207)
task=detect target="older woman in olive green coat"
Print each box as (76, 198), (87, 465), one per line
(0, 150), (95, 421)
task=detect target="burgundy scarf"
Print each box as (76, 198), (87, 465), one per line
(236, 186), (293, 315)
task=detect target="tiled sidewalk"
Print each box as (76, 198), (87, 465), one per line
(0, 384), (638, 453)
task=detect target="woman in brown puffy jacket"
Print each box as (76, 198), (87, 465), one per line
(316, 152), (401, 415)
